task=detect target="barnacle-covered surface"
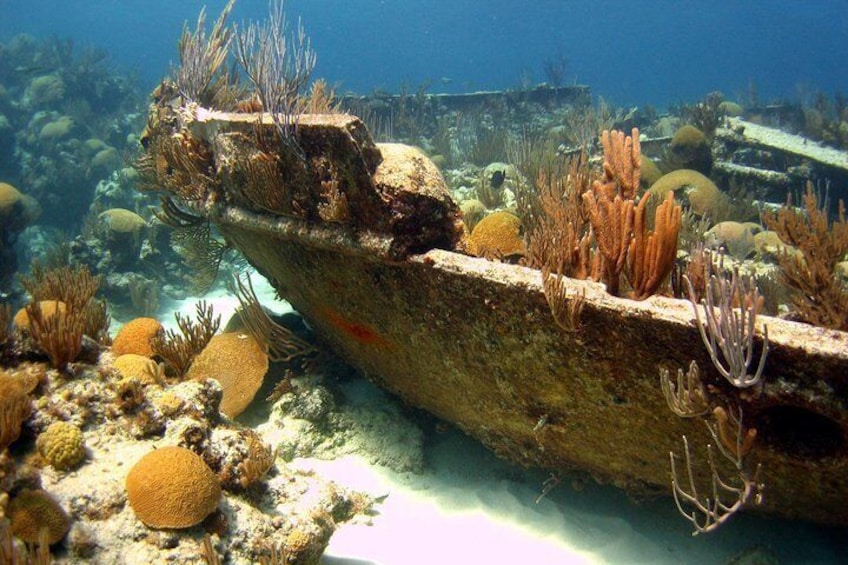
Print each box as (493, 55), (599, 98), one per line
(142, 100), (848, 527)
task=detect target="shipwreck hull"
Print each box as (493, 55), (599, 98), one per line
(141, 94), (848, 527)
(216, 215), (848, 526)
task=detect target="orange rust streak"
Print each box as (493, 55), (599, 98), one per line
(322, 308), (390, 347)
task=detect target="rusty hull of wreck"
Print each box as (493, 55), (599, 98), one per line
(145, 99), (848, 527)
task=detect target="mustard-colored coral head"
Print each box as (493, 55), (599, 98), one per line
(126, 446), (221, 529)
(36, 421), (86, 471)
(8, 488), (71, 544)
(112, 317), (163, 357)
(468, 211), (526, 260)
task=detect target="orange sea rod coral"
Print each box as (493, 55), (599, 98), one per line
(112, 317), (163, 357)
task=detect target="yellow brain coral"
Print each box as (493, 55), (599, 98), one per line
(0, 370), (36, 451)
(38, 115), (74, 142)
(468, 210), (526, 259)
(36, 421), (86, 470)
(186, 332), (269, 418)
(98, 208), (146, 233)
(12, 300), (67, 331)
(126, 446), (221, 529)
(112, 317), (163, 357)
(648, 169), (724, 217)
(8, 488), (71, 544)
(0, 181), (23, 218)
(112, 353), (161, 385)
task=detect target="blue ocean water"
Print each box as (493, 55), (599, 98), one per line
(1, 0), (846, 106)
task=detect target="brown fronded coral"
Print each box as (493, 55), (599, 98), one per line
(19, 261), (100, 312)
(0, 303), (11, 346)
(151, 301), (221, 379)
(17, 262), (110, 368)
(230, 273), (316, 363)
(24, 300), (87, 371)
(525, 153), (597, 281)
(761, 182), (848, 330)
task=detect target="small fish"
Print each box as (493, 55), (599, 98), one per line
(14, 65), (51, 75)
(439, 76), (453, 85)
(489, 169), (507, 189)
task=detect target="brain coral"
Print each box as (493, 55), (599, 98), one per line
(0, 370), (35, 451)
(113, 353), (161, 385)
(669, 124), (712, 173)
(91, 147), (122, 172)
(186, 332), (269, 418)
(648, 169), (724, 218)
(460, 198), (487, 232)
(8, 488), (71, 544)
(639, 155), (663, 188)
(0, 181), (23, 218)
(126, 446), (221, 529)
(98, 208), (146, 233)
(36, 421), (86, 470)
(468, 211), (526, 259)
(112, 317), (163, 357)
(0, 182), (38, 231)
(13, 300), (67, 331)
(38, 115), (74, 142)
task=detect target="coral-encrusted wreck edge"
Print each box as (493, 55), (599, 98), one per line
(143, 101), (848, 527)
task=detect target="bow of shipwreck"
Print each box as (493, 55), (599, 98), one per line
(140, 90), (848, 528)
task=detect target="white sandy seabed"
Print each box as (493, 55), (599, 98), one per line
(156, 275), (847, 565)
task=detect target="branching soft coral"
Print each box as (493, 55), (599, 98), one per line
(762, 182), (848, 330)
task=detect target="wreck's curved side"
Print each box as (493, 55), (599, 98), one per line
(139, 94), (848, 527)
